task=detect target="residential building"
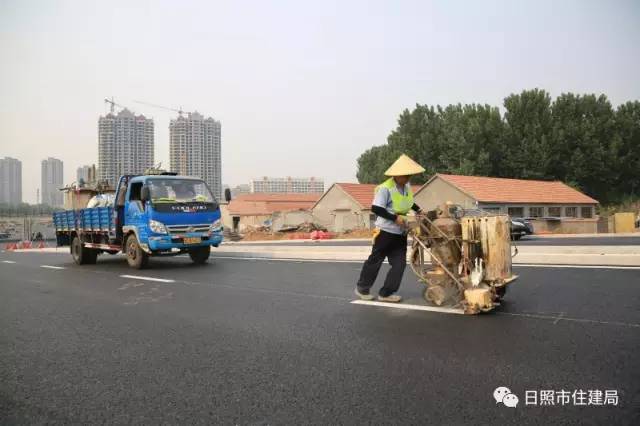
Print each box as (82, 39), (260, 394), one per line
(41, 157), (64, 207)
(250, 177), (324, 194)
(312, 183), (420, 232)
(224, 193), (320, 232)
(76, 164), (97, 185)
(98, 109), (154, 187)
(0, 157), (22, 205)
(230, 184), (251, 198)
(169, 112), (222, 200)
(413, 174), (599, 234)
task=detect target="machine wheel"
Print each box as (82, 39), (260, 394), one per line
(495, 286), (507, 299)
(125, 235), (149, 269)
(189, 246), (211, 264)
(71, 235), (97, 265)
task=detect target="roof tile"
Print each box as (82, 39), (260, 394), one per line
(435, 174), (598, 204)
(228, 193), (320, 215)
(336, 183), (422, 208)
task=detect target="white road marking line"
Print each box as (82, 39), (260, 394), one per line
(2, 260), (16, 264)
(40, 265), (65, 270)
(351, 299), (465, 315)
(120, 275), (175, 283)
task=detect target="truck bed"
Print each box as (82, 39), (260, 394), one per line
(53, 206), (115, 233)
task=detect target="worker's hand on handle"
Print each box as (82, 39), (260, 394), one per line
(395, 215), (406, 227)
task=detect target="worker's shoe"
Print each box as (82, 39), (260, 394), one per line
(378, 294), (402, 303)
(355, 288), (374, 301)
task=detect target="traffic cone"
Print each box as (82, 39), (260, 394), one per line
(38, 240), (46, 249)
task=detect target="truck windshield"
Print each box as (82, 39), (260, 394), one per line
(147, 179), (215, 204)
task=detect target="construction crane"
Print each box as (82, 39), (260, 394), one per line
(104, 97), (129, 114)
(133, 100), (189, 117)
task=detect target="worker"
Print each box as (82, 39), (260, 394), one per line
(355, 154), (425, 303)
(174, 182), (196, 201)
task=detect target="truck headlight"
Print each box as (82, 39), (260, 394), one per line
(149, 220), (168, 234)
(209, 219), (222, 233)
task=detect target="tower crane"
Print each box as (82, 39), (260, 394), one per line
(133, 100), (189, 117)
(104, 97), (129, 114)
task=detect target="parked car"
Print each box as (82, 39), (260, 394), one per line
(510, 218), (533, 240)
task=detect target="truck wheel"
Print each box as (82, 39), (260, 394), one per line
(189, 246), (210, 264)
(125, 235), (149, 269)
(71, 236), (97, 265)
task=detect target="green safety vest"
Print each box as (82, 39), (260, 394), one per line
(375, 178), (414, 215)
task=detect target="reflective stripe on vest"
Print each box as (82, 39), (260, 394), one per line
(375, 178), (413, 215)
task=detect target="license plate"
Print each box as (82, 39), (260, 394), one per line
(183, 237), (201, 244)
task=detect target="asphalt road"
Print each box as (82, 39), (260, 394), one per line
(1, 251), (639, 424)
(233, 235), (640, 247)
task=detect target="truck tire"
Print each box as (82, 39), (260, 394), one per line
(189, 246), (210, 264)
(71, 235), (97, 265)
(125, 235), (149, 269)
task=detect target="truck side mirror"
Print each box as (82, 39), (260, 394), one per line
(141, 186), (150, 202)
(224, 188), (232, 202)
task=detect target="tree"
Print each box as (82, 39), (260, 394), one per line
(613, 101), (640, 198)
(502, 89), (552, 179)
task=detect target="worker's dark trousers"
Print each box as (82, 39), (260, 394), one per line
(357, 230), (407, 297)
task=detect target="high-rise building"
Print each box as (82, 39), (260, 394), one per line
(250, 177), (324, 194)
(41, 157), (64, 207)
(98, 109), (154, 187)
(0, 157), (22, 205)
(76, 164), (97, 185)
(230, 184), (251, 198)
(169, 112), (222, 199)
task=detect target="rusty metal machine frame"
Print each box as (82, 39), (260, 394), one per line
(408, 205), (518, 314)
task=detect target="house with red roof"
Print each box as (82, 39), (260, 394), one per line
(224, 193), (321, 232)
(414, 174), (599, 234)
(311, 183), (421, 232)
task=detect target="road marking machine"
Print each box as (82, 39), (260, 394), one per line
(409, 203), (518, 314)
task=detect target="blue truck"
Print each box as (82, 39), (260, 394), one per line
(53, 172), (230, 268)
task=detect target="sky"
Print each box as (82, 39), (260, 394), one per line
(1, 0), (639, 203)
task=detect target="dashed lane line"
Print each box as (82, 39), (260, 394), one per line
(120, 274), (175, 283)
(2, 260), (16, 264)
(40, 265), (65, 270)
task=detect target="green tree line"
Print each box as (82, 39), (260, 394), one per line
(356, 89), (640, 204)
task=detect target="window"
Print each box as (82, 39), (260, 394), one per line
(565, 206), (577, 217)
(483, 207), (500, 213)
(548, 207), (561, 217)
(129, 182), (142, 201)
(581, 206), (593, 218)
(508, 207), (524, 218)
(529, 207), (544, 218)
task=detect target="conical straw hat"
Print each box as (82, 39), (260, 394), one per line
(384, 154), (426, 176)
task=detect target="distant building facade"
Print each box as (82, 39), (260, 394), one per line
(41, 157), (64, 207)
(231, 184), (251, 198)
(250, 177), (324, 194)
(98, 109), (154, 187)
(0, 157), (22, 205)
(170, 112), (222, 200)
(76, 164), (97, 185)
